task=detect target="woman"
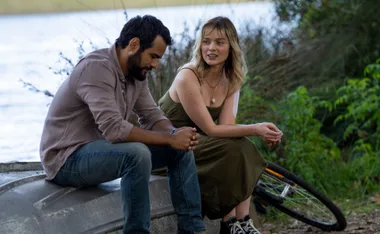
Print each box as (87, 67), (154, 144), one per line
(153, 17), (282, 234)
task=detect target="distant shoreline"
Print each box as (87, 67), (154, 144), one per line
(0, 0), (263, 15)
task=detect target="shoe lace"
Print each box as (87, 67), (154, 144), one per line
(241, 219), (261, 234)
(228, 221), (245, 234)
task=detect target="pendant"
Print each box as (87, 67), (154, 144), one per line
(211, 97), (216, 104)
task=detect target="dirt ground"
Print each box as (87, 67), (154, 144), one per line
(259, 209), (380, 234)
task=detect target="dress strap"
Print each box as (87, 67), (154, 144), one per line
(180, 67), (202, 86)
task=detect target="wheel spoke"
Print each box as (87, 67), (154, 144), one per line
(259, 172), (337, 224)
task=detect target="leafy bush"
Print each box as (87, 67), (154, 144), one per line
(334, 59), (380, 148)
(276, 86), (342, 191)
(333, 59), (380, 194)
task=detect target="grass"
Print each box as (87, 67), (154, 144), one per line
(340, 194), (380, 216)
(0, 0), (256, 15)
(259, 194), (380, 225)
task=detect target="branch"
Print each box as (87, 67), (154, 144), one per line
(19, 79), (54, 98)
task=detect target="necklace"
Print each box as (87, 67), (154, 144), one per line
(204, 71), (224, 104)
(204, 79), (221, 89)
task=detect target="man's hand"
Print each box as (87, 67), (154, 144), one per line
(169, 127), (199, 151)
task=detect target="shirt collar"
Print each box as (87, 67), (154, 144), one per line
(108, 43), (128, 83)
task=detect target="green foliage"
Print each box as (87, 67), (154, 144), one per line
(274, 0), (318, 22)
(332, 59), (380, 194)
(276, 86), (342, 191)
(334, 60), (380, 150)
(236, 76), (283, 165)
(256, 0), (380, 103)
(237, 78), (379, 197)
(348, 146), (380, 195)
(305, 0), (380, 77)
(237, 76), (272, 124)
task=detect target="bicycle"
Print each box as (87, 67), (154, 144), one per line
(252, 161), (347, 232)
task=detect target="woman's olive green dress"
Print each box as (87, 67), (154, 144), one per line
(152, 92), (266, 220)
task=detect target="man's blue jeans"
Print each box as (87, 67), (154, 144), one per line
(52, 140), (205, 234)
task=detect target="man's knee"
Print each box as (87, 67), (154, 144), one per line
(118, 142), (152, 172)
(178, 150), (196, 166)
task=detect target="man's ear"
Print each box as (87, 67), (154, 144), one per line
(129, 37), (141, 53)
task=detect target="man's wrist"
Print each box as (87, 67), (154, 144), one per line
(169, 127), (177, 135)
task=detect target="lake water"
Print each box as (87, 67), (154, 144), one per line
(0, 2), (276, 162)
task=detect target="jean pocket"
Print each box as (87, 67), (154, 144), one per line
(53, 169), (87, 188)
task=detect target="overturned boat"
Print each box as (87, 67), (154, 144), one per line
(0, 162), (221, 234)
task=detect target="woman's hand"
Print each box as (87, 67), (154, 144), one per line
(252, 122), (282, 146)
(265, 139), (281, 147)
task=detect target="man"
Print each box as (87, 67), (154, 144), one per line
(40, 15), (205, 234)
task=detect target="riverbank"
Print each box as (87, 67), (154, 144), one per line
(259, 197), (380, 233)
(0, 0), (259, 15)
(260, 209), (380, 233)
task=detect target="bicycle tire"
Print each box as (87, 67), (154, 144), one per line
(254, 161), (347, 231)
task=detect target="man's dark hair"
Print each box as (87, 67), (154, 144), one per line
(115, 15), (173, 51)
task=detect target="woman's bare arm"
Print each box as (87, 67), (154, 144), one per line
(218, 91), (239, 125)
(173, 69), (281, 140)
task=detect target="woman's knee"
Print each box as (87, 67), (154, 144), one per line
(223, 138), (244, 154)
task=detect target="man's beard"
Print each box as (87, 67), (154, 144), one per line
(127, 52), (152, 81)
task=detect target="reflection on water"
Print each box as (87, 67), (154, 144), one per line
(0, 2), (275, 162)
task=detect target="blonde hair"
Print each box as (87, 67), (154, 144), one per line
(181, 16), (247, 95)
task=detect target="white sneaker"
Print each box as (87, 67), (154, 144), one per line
(239, 216), (261, 234)
(220, 217), (245, 234)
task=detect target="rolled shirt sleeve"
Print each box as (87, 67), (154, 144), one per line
(75, 61), (133, 143)
(133, 80), (167, 130)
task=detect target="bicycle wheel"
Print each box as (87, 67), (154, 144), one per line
(253, 161), (347, 231)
